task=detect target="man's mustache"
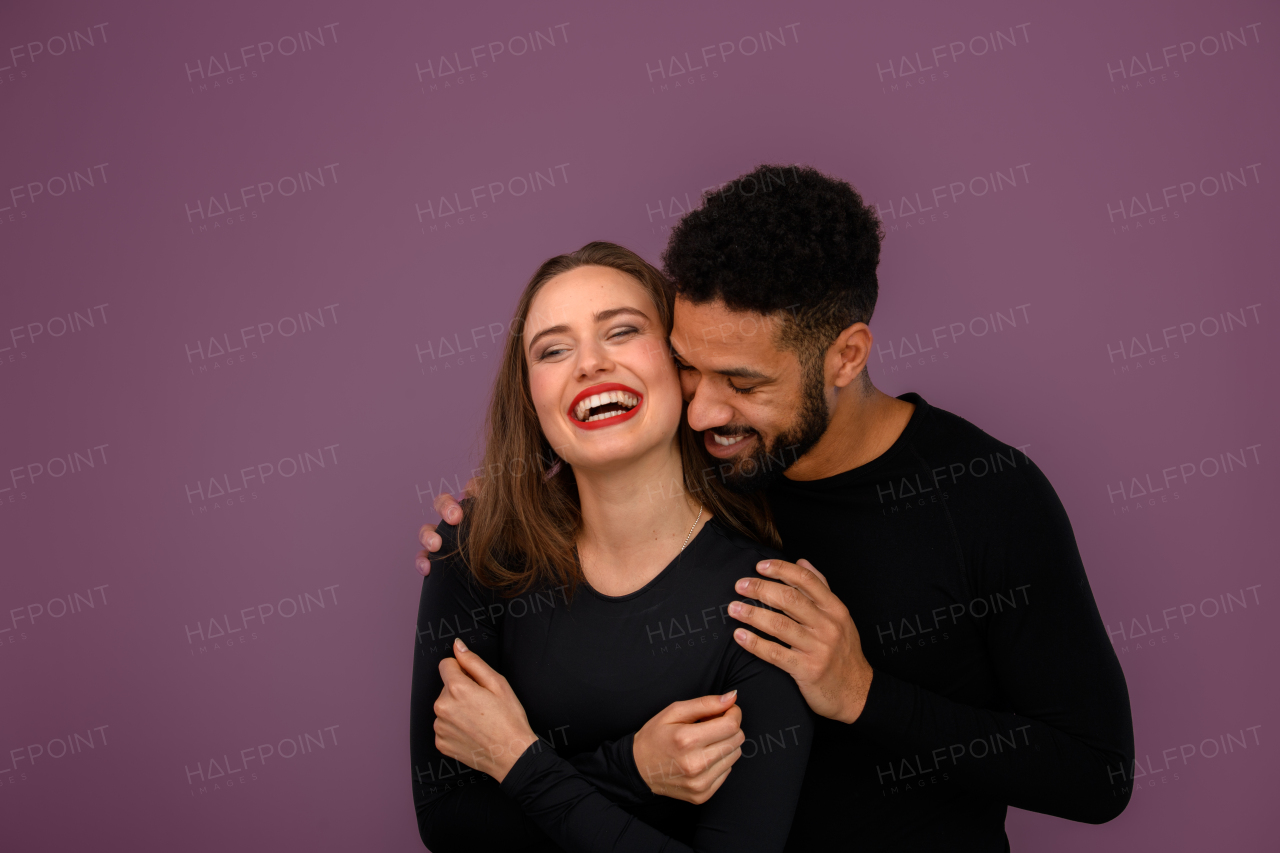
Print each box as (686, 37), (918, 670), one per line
(707, 426), (758, 438)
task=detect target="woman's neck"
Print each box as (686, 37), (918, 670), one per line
(572, 439), (707, 597)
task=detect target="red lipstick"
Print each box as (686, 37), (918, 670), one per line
(568, 382), (644, 431)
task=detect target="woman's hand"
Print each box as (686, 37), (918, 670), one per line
(632, 692), (745, 803)
(434, 638), (540, 783)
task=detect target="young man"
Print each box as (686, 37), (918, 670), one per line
(417, 165), (1133, 850)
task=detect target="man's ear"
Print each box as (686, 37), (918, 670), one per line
(829, 323), (873, 389)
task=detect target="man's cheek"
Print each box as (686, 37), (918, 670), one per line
(679, 374), (698, 401)
(741, 408), (772, 439)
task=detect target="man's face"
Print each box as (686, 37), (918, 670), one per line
(670, 297), (831, 492)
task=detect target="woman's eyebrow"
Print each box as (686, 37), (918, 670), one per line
(593, 306), (649, 323)
(526, 324), (570, 352)
(527, 307), (650, 352)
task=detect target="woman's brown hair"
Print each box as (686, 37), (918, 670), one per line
(454, 241), (778, 596)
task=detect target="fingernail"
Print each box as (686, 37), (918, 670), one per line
(455, 638), (468, 653)
(735, 578), (750, 592)
(734, 629), (749, 643)
(729, 601), (744, 616)
(416, 559), (428, 573)
(449, 508), (460, 522)
(756, 560), (773, 573)
(721, 690), (737, 702)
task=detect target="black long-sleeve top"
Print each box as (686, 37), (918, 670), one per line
(767, 393), (1134, 851)
(410, 515), (814, 853)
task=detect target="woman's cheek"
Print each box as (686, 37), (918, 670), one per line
(643, 334), (672, 367)
(528, 369), (560, 412)
(527, 376), (563, 440)
(629, 336), (672, 381)
(535, 401), (565, 444)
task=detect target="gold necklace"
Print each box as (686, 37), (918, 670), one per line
(681, 504), (704, 551)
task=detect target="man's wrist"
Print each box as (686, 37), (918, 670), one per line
(835, 665), (875, 724)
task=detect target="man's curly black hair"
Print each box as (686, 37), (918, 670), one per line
(661, 164), (884, 381)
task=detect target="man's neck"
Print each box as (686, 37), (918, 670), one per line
(785, 386), (915, 482)
(572, 441), (705, 596)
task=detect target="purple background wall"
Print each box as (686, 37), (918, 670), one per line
(2, 0), (1275, 849)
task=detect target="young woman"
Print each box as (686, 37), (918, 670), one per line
(410, 243), (813, 852)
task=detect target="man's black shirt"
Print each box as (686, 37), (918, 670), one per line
(769, 393), (1134, 852)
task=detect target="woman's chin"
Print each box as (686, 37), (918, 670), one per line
(560, 433), (670, 472)
(566, 448), (649, 472)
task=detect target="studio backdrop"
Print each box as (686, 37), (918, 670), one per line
(2, 0), (1275, 850)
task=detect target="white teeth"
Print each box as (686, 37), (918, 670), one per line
(713, 433), (746, 446)
(572, 390), (639, 421)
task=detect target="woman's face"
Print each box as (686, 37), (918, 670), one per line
(524, 265), (682, 473)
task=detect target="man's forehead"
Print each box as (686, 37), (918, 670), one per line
(672, 298), (785, 352)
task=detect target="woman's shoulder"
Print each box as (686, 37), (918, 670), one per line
(700, 516), (785, 572)
(426, 519), (483, 588)
(434, 516), (463, 552)
(432, 497), (481, 562)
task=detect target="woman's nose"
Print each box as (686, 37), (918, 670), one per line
(575, 340), (615, 377)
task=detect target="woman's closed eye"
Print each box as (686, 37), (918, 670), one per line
(536, 327), (640, 361)
(536, 345), (570, 361)
(608, 326), (640, 341)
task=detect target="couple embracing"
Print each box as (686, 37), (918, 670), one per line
(408, 165), (1133, 852)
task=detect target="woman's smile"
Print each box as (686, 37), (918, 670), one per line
(568, 382), (644, 430)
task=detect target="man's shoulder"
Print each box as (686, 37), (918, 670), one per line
(916, 399), (1034, 466)
(914, 398), (1020, 456)
(910, 401), (1063, 519)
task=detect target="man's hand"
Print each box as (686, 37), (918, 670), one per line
(729, 559), (874, 724)
(632, 692), (745, 804)
(415, 482), (476, 576)
(434, 638), (539, 783)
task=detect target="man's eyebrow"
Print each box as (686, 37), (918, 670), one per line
(714, 366), (771, 381)
(670, 349), (771, 381)
(526, 306), (651, 352)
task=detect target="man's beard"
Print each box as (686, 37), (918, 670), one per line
(716, 364), (831, 494)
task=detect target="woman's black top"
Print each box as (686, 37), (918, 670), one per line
(409, 515), (814, 853)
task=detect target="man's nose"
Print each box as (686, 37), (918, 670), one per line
(685, 385), (733, 432)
